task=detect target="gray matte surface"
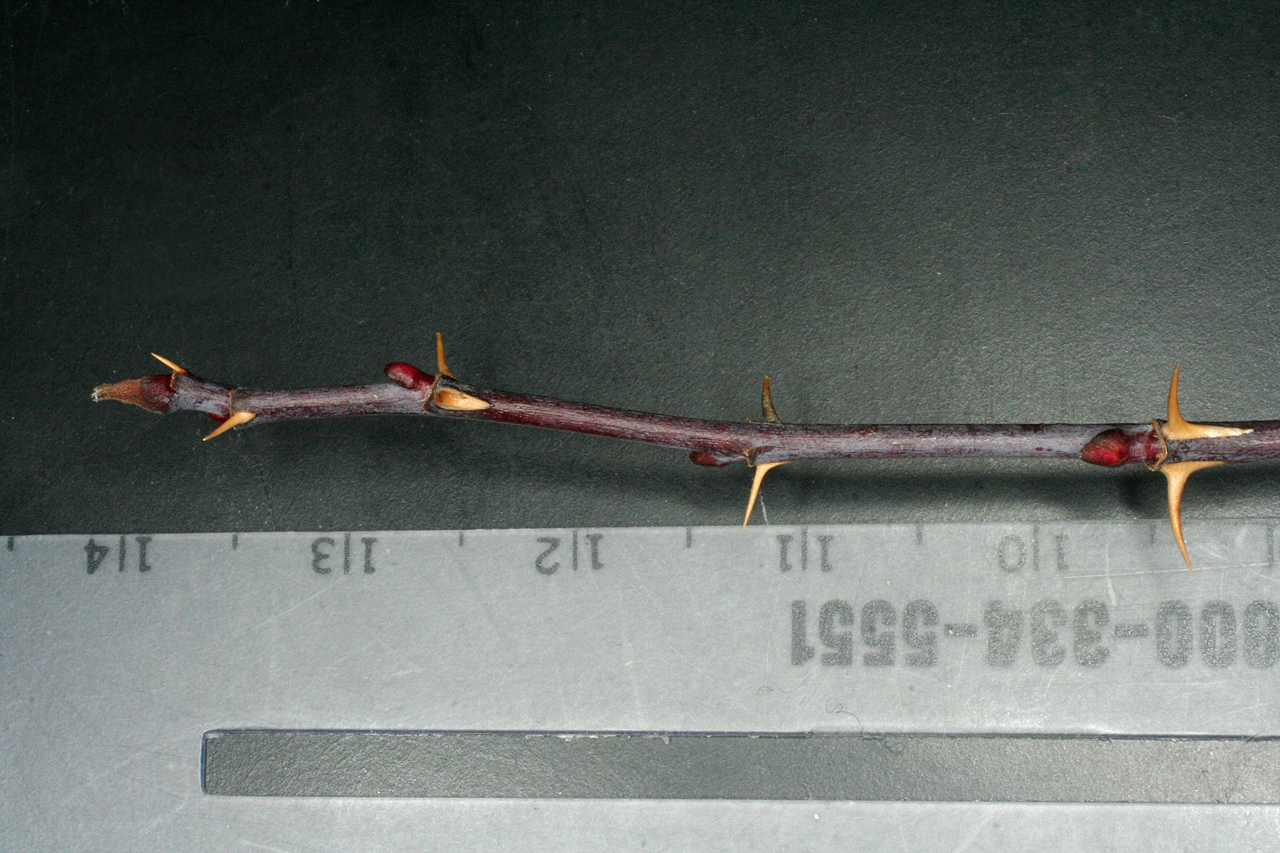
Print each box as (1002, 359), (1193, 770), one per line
(5, 1), (1280, 850)
(4, 524), (1280, 851)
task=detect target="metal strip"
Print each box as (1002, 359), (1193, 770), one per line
(204, 730), (1280, 802)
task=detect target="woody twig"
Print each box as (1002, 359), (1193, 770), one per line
(93, 336), (1280, 569)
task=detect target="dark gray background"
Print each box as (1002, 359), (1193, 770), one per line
(3, 0), (1280, 819)
(5, 0), (1279, 534)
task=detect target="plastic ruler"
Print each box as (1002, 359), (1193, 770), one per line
(3, 521), (1279, 850)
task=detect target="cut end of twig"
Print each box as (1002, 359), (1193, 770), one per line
(92, 355), (191, 414)
(91, 375), (176, 413)
(92, 378), (144, 406)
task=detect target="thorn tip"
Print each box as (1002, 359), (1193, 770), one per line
(1161, 365), (1250, 441)
(1160, 459), (1225, 570)
(151, 353), (188, 374)
(742, 460), (786, 527)
(435, 333), (456, 379)
(202, 410), (256, 441)
(761, 377), (783, 424)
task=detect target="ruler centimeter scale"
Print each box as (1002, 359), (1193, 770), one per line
(7, 521), (1280, 733)
(4, 520), (1280, 849)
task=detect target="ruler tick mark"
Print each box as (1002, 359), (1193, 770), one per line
(585, 534), (604, 570)
(685, 528), (693, 549)
(777, 534), (794, 572)
(817, 535), (834, 572)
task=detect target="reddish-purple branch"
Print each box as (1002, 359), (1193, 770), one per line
(93, 351), (1280, 568)
(91, 359), (1280, 469)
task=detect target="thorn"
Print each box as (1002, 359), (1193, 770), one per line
(1165, 363), (1189, 436)
(202, 410), (256, 441)
(761, 377), (783, 423)
(435, 333), (456, 379)
(151, 353), (188, 374)
(1160, 459), (1225, 570)
(1152, 366), (1251, 569)
(742, 461), (787, 528)
(433, 387), (491, 411)
(1162, 365), (1250, 440)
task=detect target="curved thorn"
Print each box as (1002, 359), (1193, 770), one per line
(742, 461), (787, 528)
(1162, 365), (1250, 441)
(435, 333), (456, 379)
(761, 377), (783, 424)
(1160, 459), (1225, 570)
(1165, 363), (1186, 434)
(202, 410), (256, 441)
(150, 353), (188, 374)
